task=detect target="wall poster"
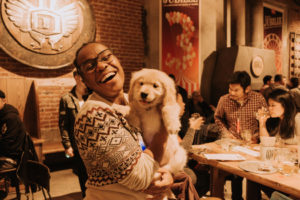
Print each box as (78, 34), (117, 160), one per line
(161, 0), (199, 94)
(263, 6), (283, 74)
(289, 32), (300, 78)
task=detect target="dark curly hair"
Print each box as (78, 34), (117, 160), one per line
(228, 71), (251, 91)
(73, 42), (99, 76)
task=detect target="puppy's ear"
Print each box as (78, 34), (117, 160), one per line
(128, 71), (138, 102)
(161, 73), (181, 134)
(162, 75), (177, 107)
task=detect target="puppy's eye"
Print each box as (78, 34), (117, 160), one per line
(153, 83), (158, 88)
(140, 82), (144, 86)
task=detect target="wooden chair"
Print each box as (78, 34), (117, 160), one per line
(270, 191), (293, 200)
(0, 158), (21, 200)
(16, 132), (52, 200)
(25, 160), (52, 200)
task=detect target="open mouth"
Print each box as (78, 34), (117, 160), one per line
(100, 72), (116, 83)
(139, 99), (153, 104)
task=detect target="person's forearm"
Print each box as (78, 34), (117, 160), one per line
(119, 153), (159, 191)
(214, 115), (227, 132)
(215, 117), (233, 138)
(59, 128), (71, 149)
(180, 128), (196, 150)
(221, 127), (236, 139)
(259, 121), (269, 137)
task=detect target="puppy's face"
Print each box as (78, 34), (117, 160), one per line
(132, 77), (164, 109)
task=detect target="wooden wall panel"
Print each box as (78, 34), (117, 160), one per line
(0, 78), (40, 138)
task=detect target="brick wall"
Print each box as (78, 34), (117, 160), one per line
(0, 0), (145, 143)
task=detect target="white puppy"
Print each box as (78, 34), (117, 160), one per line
(127, 68), (187, 179)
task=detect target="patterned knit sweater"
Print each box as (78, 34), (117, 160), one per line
(74, 92), (159, 200)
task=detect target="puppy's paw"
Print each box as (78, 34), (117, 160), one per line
(165, 116), (181, 134)
(166, 125), (181, 135)
(162, 104), (181, 134)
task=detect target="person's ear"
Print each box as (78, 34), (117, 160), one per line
(245, 86), (251, 94)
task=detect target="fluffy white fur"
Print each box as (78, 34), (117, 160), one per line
(127, 68), (187, 174)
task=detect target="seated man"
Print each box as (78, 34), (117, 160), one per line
(214, 71), (267, 200)
(0, 90), (27, 198)
(0, 90), (26, 163)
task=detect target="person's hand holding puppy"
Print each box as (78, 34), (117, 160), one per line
(143, 168), (174, 200)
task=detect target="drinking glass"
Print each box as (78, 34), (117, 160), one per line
(260, 137), (276, 160)
(241, 129), (252, 146)
(191, 113), (201, 119)
(276, 148), (298, 176)
(255, 107), (270, 120)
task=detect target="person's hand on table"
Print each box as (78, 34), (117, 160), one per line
(143, 168), (173, 199)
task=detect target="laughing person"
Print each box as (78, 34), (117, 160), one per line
(72, 42), (173, 200)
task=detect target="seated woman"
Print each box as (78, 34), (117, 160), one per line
(249, 89), (300, 199)
(257, 88), (300, 144)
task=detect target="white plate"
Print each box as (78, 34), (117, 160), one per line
(239, 160), (277, 174)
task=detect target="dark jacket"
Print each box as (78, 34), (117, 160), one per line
(0, 104), (26, 160)
(59, 86), (88, 150)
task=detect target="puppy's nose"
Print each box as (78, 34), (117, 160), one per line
(141, 92), (148, 99)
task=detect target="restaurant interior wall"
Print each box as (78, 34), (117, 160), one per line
(145, 0), (300, 102)
(0, 0), (145, 145)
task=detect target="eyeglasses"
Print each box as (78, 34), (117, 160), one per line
(80, 49), (114, 74)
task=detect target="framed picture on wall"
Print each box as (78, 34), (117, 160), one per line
(160, 0), (200, 95)
(263, 4), (283, 74)
(289, 32), (300, 78)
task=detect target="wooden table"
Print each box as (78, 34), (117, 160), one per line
(189, 142), (300, 199)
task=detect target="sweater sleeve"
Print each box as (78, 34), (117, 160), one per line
(119, 153), (159, 191)
(75, 103), (158, 189)
(180, 128), (196, 151)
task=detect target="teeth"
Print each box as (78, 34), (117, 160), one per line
(100, 72), (116, 83)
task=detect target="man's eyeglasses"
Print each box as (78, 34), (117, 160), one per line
(80, 49), (114, 73)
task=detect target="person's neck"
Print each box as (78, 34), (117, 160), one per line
(236, 94), (248, 105)
(75, 86), (86, 100)
(109, 91), (126, 105)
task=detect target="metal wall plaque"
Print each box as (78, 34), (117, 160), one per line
(0, 0), (95, 69)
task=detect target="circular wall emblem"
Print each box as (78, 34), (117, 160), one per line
(251, 56), (264, 77)
(0, 0), (95, 69)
